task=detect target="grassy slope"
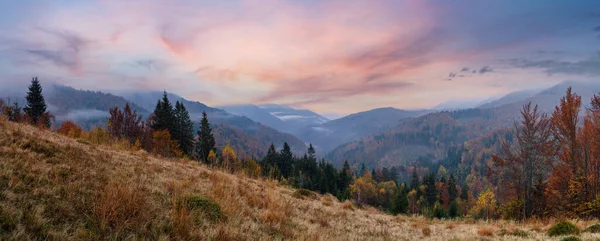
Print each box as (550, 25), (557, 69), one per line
(0, 119), (599, 240)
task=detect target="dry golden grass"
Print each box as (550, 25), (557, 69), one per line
(3, 121), (600, 240)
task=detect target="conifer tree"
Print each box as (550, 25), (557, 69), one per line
(448, 174), (458, 201)
(425, 173), (437, 206)
(278, 142), (294, 178)
(195, 111), (216, 162)
(410, 171), (420, 190)
(393, 186), (409, 214)
(174, 101), (194, 156)
(150, 91), (175, 133)
(262, 144), (279, 178)
(24, 77), (49, 127)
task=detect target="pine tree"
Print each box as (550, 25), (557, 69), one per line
(392, 186), (409, 214)
(448, 174), (458, 201)
(195, 111), (216, 163)
(460, 183), (469, 201)
(262, 144), (280, 178)
(278, 142), (293, 178)
(425, 173), (437, 206)
(410, 171), (420, 190)
(359, 163), (366, 176)
(174, 101), (194, 156)
(24, 77), (49, 127)
(150, 91), (175, 133)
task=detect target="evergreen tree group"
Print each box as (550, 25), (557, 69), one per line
(149, 91), (213, 158)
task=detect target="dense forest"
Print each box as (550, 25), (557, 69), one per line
(4, 77), (600, 221)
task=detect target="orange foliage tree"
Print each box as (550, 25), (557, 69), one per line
(152, 130), (182, 158)
(57, 121), (84, 138)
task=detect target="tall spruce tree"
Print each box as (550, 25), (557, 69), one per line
(24, 77), (49, 127)
(174, 101), (194, 156)
(393, 186), (409, 214)
(195, 111), (216, 162)
(448, 174), (458, 201)
(262, 143), (279, 178)
(425, 173), (437, 206)
(151, 91), (175, 133)
(410, 171), (419, 190)
(278, 142), (293, 178)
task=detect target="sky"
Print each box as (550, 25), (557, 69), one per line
(0, 0), (599, 116)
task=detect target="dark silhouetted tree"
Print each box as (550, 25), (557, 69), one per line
(195, 111), (216, 162)
(24, 77), (50, 127)
(173, 101), (194, 156)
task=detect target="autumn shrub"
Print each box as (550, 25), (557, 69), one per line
(547, 221), (580, 237)
(85, 127), (111, 145)
(585, 223), (600, 233)
(178, 195), (223, 223)
(56, 121), (83, 138)
(152, 130), (182, 158)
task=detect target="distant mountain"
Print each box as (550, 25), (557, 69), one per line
(298, 107), (432, 154)
(433, 97), (499, 111)
(477, 89), (539, 109)
(122, 91), (307, 155)
(327, 80), (600, 168)
(219, 103), (329, 136)
(44, 85), (150, 129)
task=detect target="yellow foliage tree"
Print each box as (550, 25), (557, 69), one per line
(243, 158), (261, 178)
(473, 188), (498, 220)
(221, 145), (238, 172)
(207, 150), (217, 165)
(350, 171), (378, 206)
(84, 127), (110, 145)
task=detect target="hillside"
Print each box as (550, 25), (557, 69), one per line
(328, 81), (600, 168)
(2, 119), (597, 240)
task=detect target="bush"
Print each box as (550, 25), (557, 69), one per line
(547, 221), (580, 237)
(560, 236), (581, 241)
(292, 189), (317, 199)
(585, 223), (600, 233)
(179, 195), (223, 222)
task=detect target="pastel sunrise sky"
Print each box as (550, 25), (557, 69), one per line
(0, 0), (599, 116)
